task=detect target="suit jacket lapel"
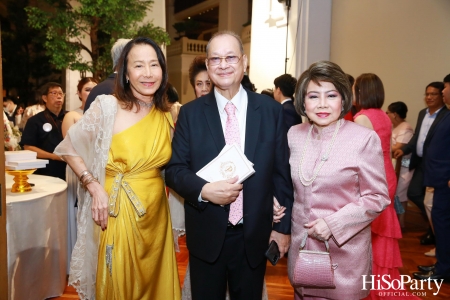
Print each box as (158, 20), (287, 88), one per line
(244, 92), (261, 163)
(203, 94), (226, 152)
(425, 106), (449, 143)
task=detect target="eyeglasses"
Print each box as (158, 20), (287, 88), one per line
(48, 91), (65, 97)
(424, 93), (441, 97)
(207, 56), (242, 66)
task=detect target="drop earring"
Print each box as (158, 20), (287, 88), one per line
(126, 78), (129, 84)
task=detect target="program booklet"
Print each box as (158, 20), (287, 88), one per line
(196, 144), (255, 184)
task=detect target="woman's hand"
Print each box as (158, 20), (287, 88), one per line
(87, 181), (109, 230)
(273, 197), (286, 223)
(304, 218), (332, 241)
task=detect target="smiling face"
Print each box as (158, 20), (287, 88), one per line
(304, 81), (342, 128)
(424, 86), (444, 113)
(206, 34), (247, 98)
(194, 70), (211, 98)
(126, 44), (162, 102)
(77, 81), (97, 105)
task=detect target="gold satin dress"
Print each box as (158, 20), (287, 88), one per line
(96, 108), (181, 300)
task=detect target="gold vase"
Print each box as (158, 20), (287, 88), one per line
(6, 169), (37, 193)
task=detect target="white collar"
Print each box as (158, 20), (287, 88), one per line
(281, 98), (292, 105)
(215, 85), (245, 113)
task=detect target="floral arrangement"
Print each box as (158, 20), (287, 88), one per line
(4, 113), (21, 151)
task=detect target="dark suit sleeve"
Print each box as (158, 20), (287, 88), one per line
(283, 102), (302, 130)
(272, 106), (294, 234)
(401, 110), (424, 155)
(166, 106), (209, 210)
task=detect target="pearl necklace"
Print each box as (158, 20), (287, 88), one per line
(299, 119), (342, 186)
(137, 99), (153, 109)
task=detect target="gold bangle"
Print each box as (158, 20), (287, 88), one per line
(82, 176), (99, 189)
(78, 170), (90, 181)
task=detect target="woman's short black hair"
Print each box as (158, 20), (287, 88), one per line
(388, 101), (408, 119)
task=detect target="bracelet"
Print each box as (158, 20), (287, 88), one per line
(78, 170), (90, 181)
(81, 174), (99, 189)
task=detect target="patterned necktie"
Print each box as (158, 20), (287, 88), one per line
(224, 102), (243, 225)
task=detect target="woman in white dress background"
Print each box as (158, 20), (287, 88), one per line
(61, 77), (98, 272)
(386, 101), (414, 228)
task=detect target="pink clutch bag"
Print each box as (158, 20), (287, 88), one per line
(292, 234), (336, 288)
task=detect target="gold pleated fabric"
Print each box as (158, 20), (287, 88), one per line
(96, 108), (180, 300)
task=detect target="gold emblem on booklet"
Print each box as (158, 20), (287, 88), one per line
(220, 161), (236, 179)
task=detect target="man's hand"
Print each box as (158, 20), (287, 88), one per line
(273, 197), (286, 223)
(200, 176), (242, 205)
(393, 149), (404, 159)
(269, 231), (291, 257)
(304, 218), (332, 241)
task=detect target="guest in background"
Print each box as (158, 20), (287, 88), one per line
(413, 73), (450, 282)
(354, 73), (418, 299)
(261, 88), (274, 98)
(188, 55), (211, 98)
(62, 77), (98, 134)
(288, 61), (389, 299)
(84, 38), (131, 112)
(393, 82), (446, 246)
(343, 74), (355, 121)
(3, 96), (19, 125)
(273, 73), (302, 130)
(14, 104), (25, 128)
(386, 101), (414, 228)
(20, 82), (66, 180)
(61, 76), (98, 273)
(167, 82), (182, 124)
(166, 82), (186, 254)
(19, 93), (45, 130)
(3, 110), (21, 151)
(54, 37), (180, 300)
(241, 74), (257, 92)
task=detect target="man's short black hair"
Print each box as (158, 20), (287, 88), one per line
(274, 74), (297, 99)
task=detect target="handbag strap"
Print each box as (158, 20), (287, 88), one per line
(299, 233), (329, 252)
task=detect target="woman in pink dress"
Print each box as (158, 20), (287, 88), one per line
(354, 74), (418, 299)
(287, 61), (390, 299)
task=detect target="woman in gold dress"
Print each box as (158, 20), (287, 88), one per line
(54, 37), (180, 300)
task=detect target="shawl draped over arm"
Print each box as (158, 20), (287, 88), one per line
(54, 95), (117, 300)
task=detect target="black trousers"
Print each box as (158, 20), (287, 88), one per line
(407, 162), (427, 219)
(189, 226), (266, 300)
(432, 187), (450, 276)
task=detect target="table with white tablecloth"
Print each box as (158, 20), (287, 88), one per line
(6, 173), (68, 300)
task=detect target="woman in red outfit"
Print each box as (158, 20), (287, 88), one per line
(354, 73), (418, 300)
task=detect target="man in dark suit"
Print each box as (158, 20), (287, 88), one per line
(166, 31), (294, 300)
(273, 73), (302, 130)
(84, 38), (131, 112)
(413, 74), (450, 281)
(394, 81), (446, 244)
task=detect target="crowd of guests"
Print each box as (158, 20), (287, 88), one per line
(7, 31), (450, 300)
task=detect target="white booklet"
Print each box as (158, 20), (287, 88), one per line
(196, 144), (255, 184)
